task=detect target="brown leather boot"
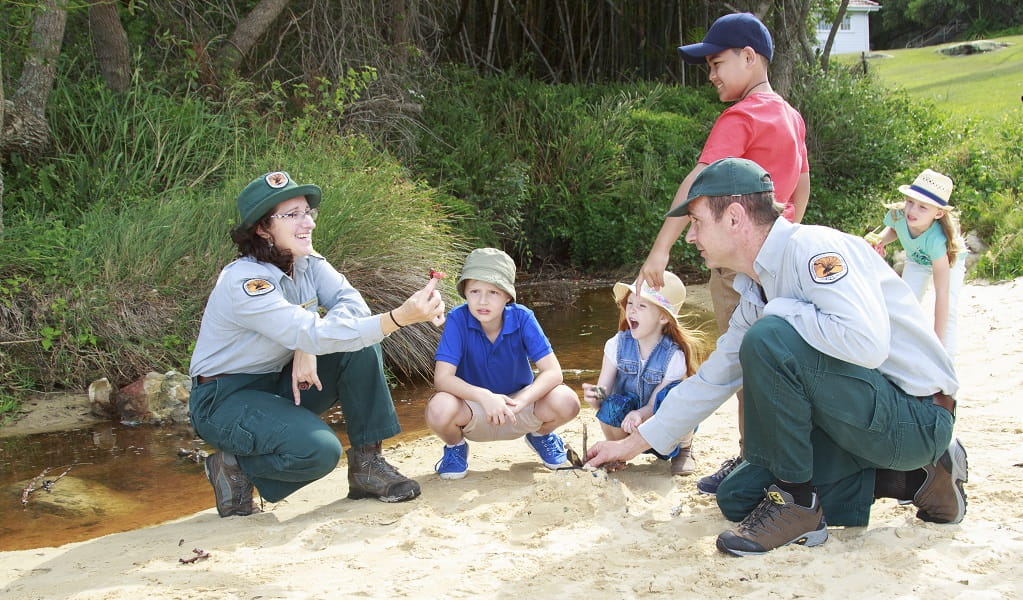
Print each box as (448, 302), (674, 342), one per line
(204, 452), (261, 517)
(670, 430), (696, 476)
(347, 442), (421, 503)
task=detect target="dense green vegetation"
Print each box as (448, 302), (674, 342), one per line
(1, 5), (1021, 418)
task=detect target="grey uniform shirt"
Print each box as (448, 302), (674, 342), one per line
(640, 217), (959, 455)
(189, 254), (385, 377)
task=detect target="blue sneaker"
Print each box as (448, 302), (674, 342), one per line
(434, 442), (469, 480)
(525, 432), (570, 469)
(697, 456), (744, 495)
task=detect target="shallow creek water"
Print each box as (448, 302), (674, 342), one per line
(0, 285), (716, 551)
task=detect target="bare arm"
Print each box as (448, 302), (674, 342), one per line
(636, 163), (707, 289)
(583, 352), (618, 408)
(791, 171), (810, 223)
(930, 254), (952, 344)
(510, 352), (565, 411)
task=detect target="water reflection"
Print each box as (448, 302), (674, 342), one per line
(0, 285), (715, 551)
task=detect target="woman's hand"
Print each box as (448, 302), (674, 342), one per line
(388, 276), (446, 332)
(291, 349), (322, 405)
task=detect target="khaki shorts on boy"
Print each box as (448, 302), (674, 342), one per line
(461, 400), (544, 442)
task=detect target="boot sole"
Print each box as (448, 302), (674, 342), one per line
(348, 487), (421, 502)
(717, 523), (829, 557)
(919, 437), (968, 524)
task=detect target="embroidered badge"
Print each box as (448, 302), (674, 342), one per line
(809, 252), (848, 284)
(265, 171), (290, 188)
(243, 278), (276, 296)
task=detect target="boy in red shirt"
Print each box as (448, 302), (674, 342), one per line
(635, 12), (810, 494)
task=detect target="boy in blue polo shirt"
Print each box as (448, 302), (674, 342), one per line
(426, 248), (581, 478)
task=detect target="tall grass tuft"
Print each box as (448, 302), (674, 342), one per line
(0, 76), (466, 397)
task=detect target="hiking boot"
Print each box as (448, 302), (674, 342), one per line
(204, 451), (260, 517)
(524, 432), (571, 469)
(434, 441), (469, 480)
(671, 431), (696, 476)
(716, 485), (828, 556)
(347, 443), (421, 503)
(697, 455), (743, 495)
(914, 437), (968, 524)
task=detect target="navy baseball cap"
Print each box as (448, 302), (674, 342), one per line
(677, 13), (773, 64)
(666, 158), (774, 217)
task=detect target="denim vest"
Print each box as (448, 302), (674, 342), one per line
(612, 330), (679, 404)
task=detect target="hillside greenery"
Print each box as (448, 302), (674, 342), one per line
(1, 7), (1021, 418)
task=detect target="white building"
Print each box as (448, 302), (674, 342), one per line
(816, 0), (882, 56)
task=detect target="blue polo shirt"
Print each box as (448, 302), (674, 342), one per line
(434, 303), (554, 395)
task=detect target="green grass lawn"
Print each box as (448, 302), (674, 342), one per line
(848, 35), (1023, 134)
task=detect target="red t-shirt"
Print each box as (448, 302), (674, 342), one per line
(699, 92), (809, 222)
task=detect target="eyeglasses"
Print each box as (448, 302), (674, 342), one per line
(269, 207), (318, 222)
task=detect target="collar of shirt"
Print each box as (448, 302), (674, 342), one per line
(465, 304), (519, 343)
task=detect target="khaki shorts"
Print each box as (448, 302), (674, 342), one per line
(462, 399), (543, 442)
(709, 267), (741, 337)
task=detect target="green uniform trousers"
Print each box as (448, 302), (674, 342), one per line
(189, 344), (401, 502)
(717, 316), (954, 526)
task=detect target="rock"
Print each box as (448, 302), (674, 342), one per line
(9, 475), (138, 518)
(965, 230), (988, 272)
(89, 377), (117, 420)
(937, 40), (1009, 56)
(115, 371), (192, 426)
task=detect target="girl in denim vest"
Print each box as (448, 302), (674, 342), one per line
(582, 271), (705, 474)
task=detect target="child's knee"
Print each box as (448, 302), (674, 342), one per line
(552, 385), (581, 418)
(425, 392), (464, 426)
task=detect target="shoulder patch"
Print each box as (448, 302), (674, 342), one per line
(243, 278), (276, 296)
(808, 252), (848, 284)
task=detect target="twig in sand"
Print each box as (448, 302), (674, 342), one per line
(179, 548), (211, 564)
(21, 464), (75, 507)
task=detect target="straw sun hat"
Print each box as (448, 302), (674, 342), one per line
(898, 169), (954, 209)
(612, 272), (687, 319)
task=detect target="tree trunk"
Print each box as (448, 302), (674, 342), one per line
(820, 0), (850, 72)
(1, 51), (5, 239)
(3, 0), (67, 158)
(765, 0), (816, 96)
(88, 0), (131, 92)
(220, 0), (292, 72)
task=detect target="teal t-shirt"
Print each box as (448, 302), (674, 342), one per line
(884, 209), (947, 266)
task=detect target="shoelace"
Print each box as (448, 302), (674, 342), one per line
(367, 452), (401, 476)
(714, 457), (741, 480)
(536, 435), (563, 454)
(738, 495), (782, 534)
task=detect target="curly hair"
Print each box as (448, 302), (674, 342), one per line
(229, 213), (295, 273)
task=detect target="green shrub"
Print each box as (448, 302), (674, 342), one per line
(789, 67), (957, 234)
(413, 69), (719, 271)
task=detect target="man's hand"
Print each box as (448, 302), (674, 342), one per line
(584, 433), (650, 468)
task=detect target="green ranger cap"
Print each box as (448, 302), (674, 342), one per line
(666, 157), (774, 217)
(236, 171), (322, 227)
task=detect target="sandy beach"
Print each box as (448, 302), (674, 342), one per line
(1, 278), (1021, 599)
